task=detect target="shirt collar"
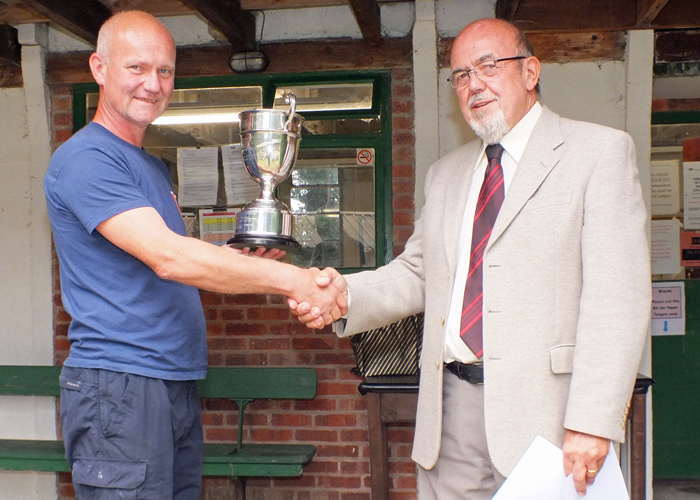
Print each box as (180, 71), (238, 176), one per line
(474, 101), (543, 168)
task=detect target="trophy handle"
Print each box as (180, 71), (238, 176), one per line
(283, 93), (297, 132)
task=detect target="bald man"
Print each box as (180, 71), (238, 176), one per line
(44, 11), (346, 499)
(293, 18), (650, 499)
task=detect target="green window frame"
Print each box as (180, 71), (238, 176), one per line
(71, 70), (394, 271)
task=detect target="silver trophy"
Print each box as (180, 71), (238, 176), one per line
(227, 94), (303, 250)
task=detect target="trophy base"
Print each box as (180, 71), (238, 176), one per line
(226, 234), (301, 252)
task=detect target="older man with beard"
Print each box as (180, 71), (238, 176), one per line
(291, 17), (651, 500)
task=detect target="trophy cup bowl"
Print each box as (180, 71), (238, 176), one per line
(227, 94), (303, 251)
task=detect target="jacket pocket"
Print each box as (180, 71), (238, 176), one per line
(521, 190), (572, 213)
(72, 458), (146, 497)
(548, 344), (575, 374)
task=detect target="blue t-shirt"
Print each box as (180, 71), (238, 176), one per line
(44, 122), (207, 380)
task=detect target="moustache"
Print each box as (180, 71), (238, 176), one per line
(468, 93), (499, 107)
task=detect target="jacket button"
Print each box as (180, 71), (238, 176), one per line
(440, 316), (445, 325)
(435, 361), (440, 369)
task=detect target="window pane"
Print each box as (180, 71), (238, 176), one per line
(302, 118), (381, 135)
(274, 83), (373, 112)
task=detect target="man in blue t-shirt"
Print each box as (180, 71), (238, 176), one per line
(44, 11), (346, 500)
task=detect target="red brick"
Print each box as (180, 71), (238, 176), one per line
(392, 100), (413, 114)
(318, 475), (362, 488)
(392, 163), (414, 178)
(53, 113), (72, 127)
(393, 226), (415, 243)
(315, 444), (359, 458)
(224, 353), (268, 366)
(651, 99), (668, 112)
(201, 412), (224, 426)
(291, 337), (336, 350)
(224, 323), (267, 336)
(393, 210), (414, 226)
(304, 460), (339, 474)
(392, 83), (413, 98)
(313, 352), (357, 365)
(392, 131), (415, 146)
(341, 492), (372, 500)
(51, 96), (72, 112)
(340, 460), (370, 474)
(205, 427), (237, 441)
(221, 308), (245, 321)
(247, 307), (291, 321)
(206, 323), (223, 336)
(339, 398), (367, 412)
(295, 429), (338, 442)
(207, 352), (224, 366)
(271, 413), (313, 426)
(317, 382), (359, 396)
(207, 337), (247, 351)
(268, 351), (314, 366)
(294, 398), (337, 412)
(249, 337), (291, 350)
(392, 178), (414, 194)
(224, 293), (269, 306)
(392, 146), (414, 162)
(392, 115), (414, 131)
(314, 414), (357, 427)
(392, 68), (413, 81)
(251, 428), (294, 441)
(199, 291), (223, 306)
(340, 429), (369, 442)
(55, 337), (71, 353)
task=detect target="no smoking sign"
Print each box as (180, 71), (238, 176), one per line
(356, 148), (375, 166)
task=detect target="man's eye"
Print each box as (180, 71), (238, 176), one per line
(481, 62), (498, 71)
(456, 72), (469, 82)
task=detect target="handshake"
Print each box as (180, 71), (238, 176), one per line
(287, 267), (349, 329)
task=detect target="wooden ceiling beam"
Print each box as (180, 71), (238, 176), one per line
(637, 0), (672, 26)
(439, 31), (626, 67)
(348, 0), (381, 45)
(495, 0), (520, 21)
(46, 36), (412, 85)
(179, 0), (255, 51)
(15, 0), (111, 46)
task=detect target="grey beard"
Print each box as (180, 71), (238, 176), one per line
(468, 107), (511, 144)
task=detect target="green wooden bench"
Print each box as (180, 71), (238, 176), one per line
(0, 365), (317, 499)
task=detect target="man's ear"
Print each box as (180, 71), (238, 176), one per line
(89, 52), (106, 86)
(524, 56), (541, 92)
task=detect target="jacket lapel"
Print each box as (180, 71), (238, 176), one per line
(488, 107), (564, 248)
(443, 143), (480, 275)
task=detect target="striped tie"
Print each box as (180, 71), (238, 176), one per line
(460, 144), (505, 357)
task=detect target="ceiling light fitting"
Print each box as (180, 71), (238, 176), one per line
(229, 50), (269, 74)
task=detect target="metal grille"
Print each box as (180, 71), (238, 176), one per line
(350, 313), (424, 377)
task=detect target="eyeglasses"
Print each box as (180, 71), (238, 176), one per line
(448, 56), (528, 89)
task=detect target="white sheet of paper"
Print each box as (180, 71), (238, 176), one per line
(177, 147), (219, 207)
(221, 144), (260, 206)
(651, 219), (681, 275)
(493, 436), (628, 500)
(683, 161), (700, 230)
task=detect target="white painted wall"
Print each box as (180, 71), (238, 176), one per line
(0, 24), (57, 500)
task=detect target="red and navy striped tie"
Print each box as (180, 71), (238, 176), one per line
(460, 144), (505, 357)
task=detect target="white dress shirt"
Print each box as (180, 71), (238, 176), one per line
(444, 102), (543, 364)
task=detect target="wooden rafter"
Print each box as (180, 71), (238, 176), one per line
(637, 0), (672, 25)
(179, 0), (255, 52)
(495, 0), (520, 21)
(348, 0), (381, 45)
(15, 0), (111, 46)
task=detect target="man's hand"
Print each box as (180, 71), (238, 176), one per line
(563, 430), (610, 496)
(288, 267), (348, 329)
(226, 245), (286, 260)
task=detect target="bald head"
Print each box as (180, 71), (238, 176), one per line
(452, 18), (534, 68)
(96, 11), (175, 64)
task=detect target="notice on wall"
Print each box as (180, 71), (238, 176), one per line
(683, 161), (700, 229)
(651, 159), (681, 216)
(651, 281), (685, 336)
(177, 147), (219, 207)
(199, 208), (240, 246)
(680, 231), (700, 267)
(221, 144), (260, 206)
(651, 219), (681, 275)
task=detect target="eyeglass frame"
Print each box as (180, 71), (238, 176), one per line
(448, 56), (528, 89)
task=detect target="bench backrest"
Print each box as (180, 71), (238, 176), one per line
(0, 366), (317, 400)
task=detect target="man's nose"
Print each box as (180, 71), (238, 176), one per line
(467, 72), (487, 93)
(142, 70), (162, 93)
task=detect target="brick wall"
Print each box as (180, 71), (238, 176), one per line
(50, 65), (418, 500)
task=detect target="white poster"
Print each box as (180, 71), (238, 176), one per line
(221, 144), (260, 206)
(651, 281), (685, 336)
(177, 147), (219, 207)
(651, 219), (681, 275)
(651, 159), (680, 216)
(683, 161), (700, 229)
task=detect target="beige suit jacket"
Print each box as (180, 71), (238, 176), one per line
(338, 106), (651, 475)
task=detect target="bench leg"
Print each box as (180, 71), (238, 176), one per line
(231, 476), (247, 500)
